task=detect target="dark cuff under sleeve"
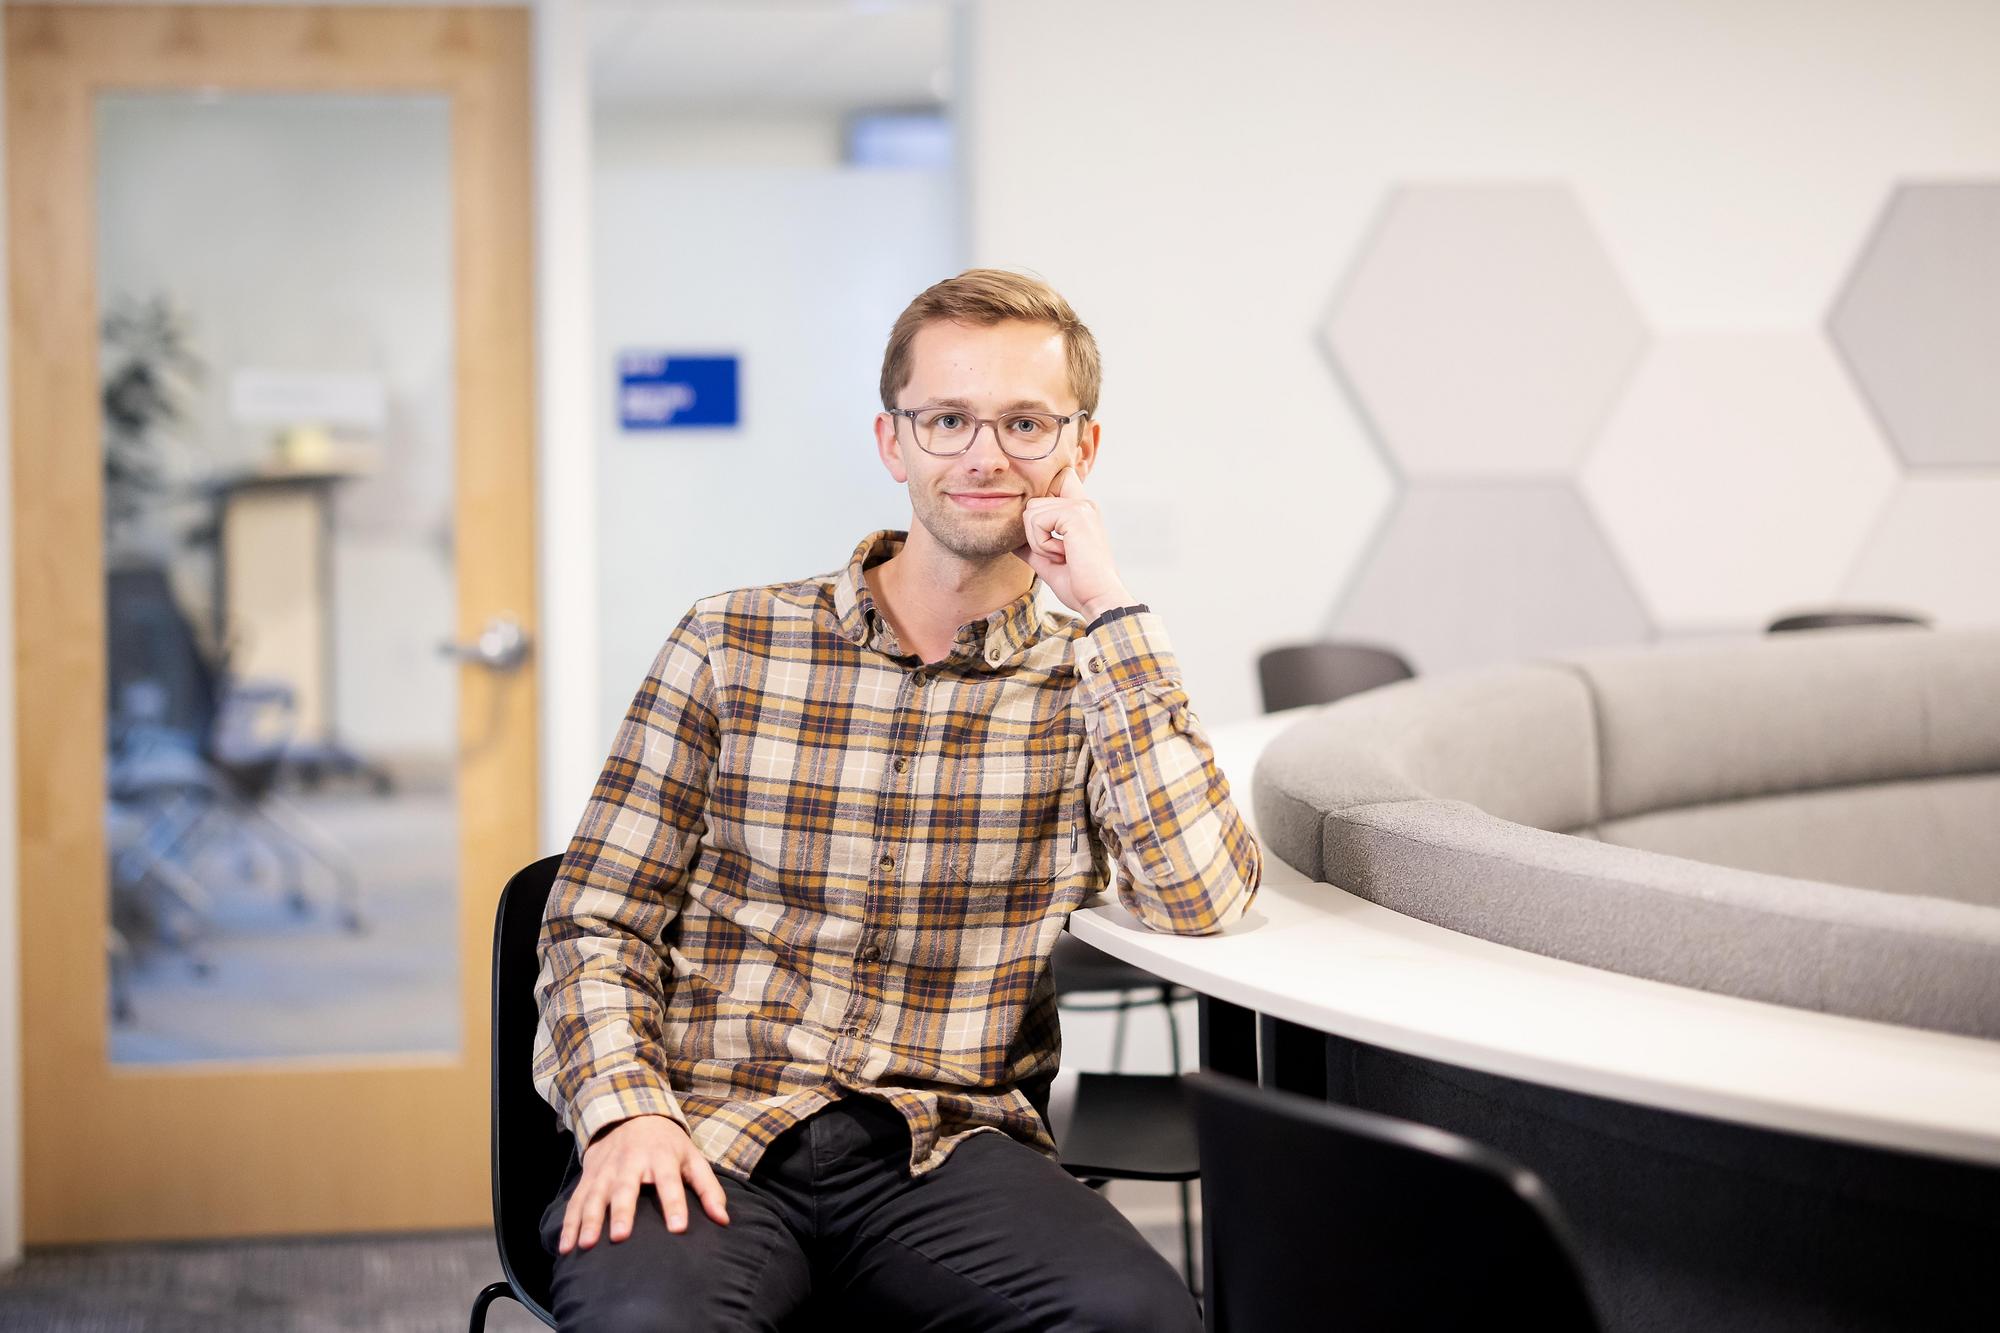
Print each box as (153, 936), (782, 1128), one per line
(1084, 602), (1150, 635)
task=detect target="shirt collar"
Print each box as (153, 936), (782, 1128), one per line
(832, 528), (1048, 668)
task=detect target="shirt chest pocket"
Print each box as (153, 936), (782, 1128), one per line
(949, 757), (1082, 888)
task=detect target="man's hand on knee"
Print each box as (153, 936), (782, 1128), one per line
(559, 1114), (731, 1253)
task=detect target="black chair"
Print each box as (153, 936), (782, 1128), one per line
(474, 854), (834, 1331)
(105, 561), (363, 942)
(1255, 641), (1414, 713)
(1049, 931), (1201, 1295)
(1766, 607), (1929, 633)
(1184, 1069), (1600, 1332)
(1051, 931), (1194, 1075)
(471, 853), (569, 1330)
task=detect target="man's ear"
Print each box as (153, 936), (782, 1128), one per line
(875, 412), (910, 484)
(1076, 415), (1102, 479)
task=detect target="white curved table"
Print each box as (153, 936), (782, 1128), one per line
(1067, 711), (2000, 1167)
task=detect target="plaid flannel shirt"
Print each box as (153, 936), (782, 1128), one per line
(531, 528), (1261, 1181)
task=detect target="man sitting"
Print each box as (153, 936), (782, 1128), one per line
(532, 268), (1261, 1331)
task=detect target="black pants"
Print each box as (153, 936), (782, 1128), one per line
(537, 1093), (1202, 1332)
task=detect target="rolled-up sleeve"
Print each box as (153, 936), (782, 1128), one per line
(1076, 609), (1261, 934)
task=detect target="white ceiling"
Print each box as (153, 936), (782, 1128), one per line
(589, 0), (955, 113)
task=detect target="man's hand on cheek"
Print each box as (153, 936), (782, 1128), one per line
(1013, 465), (1135, 621)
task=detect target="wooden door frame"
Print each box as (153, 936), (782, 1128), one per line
(6, 3), (537, 1242)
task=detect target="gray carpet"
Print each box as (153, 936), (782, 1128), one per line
(110, 786), (460, 1065)
(0, 1229), (541, 1332)
(0, 1200), (1196, 1331)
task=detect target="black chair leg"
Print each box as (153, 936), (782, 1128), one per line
(1164, 987), (1198, 1294)
(469, 1280), (512, 1333)
(1178, 1176), (1198, 1297)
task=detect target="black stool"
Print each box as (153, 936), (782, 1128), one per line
(1050, 930), (1202, 1295)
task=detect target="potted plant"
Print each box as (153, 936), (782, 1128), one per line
(101, 291), (206, 564)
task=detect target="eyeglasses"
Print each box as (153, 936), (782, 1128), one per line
(888, 405), (1089, 462)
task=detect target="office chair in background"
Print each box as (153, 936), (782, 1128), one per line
(1185, 1069), (1601, 1333)
(1765, 607), (1929, 633)
(1256, 640), (1415, 713)
(104, 561), (364, 1002)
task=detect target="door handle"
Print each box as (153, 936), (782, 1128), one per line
(438, 614), (531, 672)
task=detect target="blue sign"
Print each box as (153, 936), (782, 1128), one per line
(618, 353), (739, 429)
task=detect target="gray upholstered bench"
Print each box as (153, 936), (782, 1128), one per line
(1246, 623), (2000, 1331)
(1252, 622), (2000, 1039)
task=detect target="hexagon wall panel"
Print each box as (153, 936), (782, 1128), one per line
(1326, 482), (1652, 675)
(1828, 182), (2000, 468)
(1578, 333), (1900, 629)
(1840, 475), (2000, 627)
(1321, 183), (1648, 478)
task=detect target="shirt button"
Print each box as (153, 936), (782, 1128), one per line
(879, 854), (895, 873)
(893, 757), (908, 774)
(860, 942), (881, 962)
(986, 646), (1003, 664)
(1087, 656), (1105, 673)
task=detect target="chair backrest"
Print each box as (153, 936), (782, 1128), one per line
(490, 858), (881, 1331)
(105, 561), (221, 746)
(1256, 641), (1414, 713)
(1050, 929), (1172, 998)
(1184, 1069), (1599, 1333)
(1766, 608), (1929, 633)
(490, 853), (573, 1326)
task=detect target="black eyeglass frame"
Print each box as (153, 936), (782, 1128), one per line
(887, 405), (1092, 462)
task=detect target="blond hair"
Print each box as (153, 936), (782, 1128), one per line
(879, 268), (1102, 414)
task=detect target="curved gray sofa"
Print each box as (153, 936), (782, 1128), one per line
(1248, 623), (2000, 1331)
(1251, 622), (2000, 1040)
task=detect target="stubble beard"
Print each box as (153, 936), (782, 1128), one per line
(911, 485), (1024, 563)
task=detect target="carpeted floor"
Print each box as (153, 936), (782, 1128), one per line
(0, 1197), (1197, 1332)
(110, 786), (461, 1065)
(0, 1229), (542, 1333)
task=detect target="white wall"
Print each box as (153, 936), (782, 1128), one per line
(589, 117), (957, 745)
(965, 0), (2000, 723)
(536, 0), (603, 855)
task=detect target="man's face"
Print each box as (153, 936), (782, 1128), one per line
(875, 318), (1100, 563)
